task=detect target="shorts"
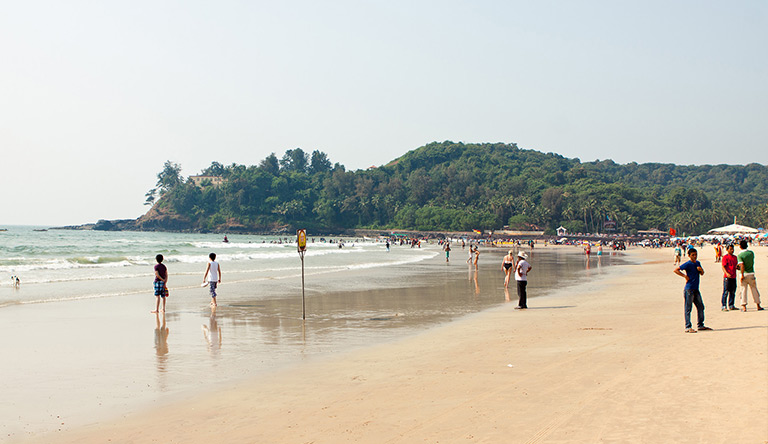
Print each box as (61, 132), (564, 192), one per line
(209, 281), (218, 298)
(154, 280), (167, 297)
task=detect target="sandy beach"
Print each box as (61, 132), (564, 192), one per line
(15, 245), (768, 444)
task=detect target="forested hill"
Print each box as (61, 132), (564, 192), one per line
(137, 141), (767, 235)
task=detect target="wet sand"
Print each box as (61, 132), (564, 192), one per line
(13, 245), (768, 443)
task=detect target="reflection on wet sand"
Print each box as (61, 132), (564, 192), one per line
(202, 311), (222, 357)
(154, 312), (170, 389)
(147, 249), (625, 399)
(468, 264), (480, 295)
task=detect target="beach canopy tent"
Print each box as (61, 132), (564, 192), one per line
(707, 223), (759, 235)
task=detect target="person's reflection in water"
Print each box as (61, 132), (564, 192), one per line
(504, 287), (511, 302)
(154, 312), (170, 388)
(202, 310), (222, 357)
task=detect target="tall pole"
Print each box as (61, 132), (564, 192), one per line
(300, 250), (306, 320)
(297, 229), (307, 320)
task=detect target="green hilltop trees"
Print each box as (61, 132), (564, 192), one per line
(146, 142), (768, 234)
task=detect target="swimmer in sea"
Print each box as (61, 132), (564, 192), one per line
(501, 250), (516, 288)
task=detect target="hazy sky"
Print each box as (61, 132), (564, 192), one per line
(2, 1), (766, 226)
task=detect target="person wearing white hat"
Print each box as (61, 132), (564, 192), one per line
(515, 251), (532, 309)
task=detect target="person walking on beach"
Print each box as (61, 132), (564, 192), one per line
(501, 250), (515, 288)
(514, 251), (532, 309)
(467, 245), (475, 264)
(152, 254), (168, 313)
(473, 245), (480, 269)
(674, 243), (682, 265)
(203, 252), (222, 307)
(444, 241), (451, 262)
(737, 240), (763, 312)
(721, 244), (738, 311)
(673, 248), (712, 333)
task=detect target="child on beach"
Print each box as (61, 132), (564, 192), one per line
(152, 254), (168, 313)
(673, 248), (712, 333)
(674, 244), (682, 265)
(444, 241), (451, 262)
(203, 253), (222, 307)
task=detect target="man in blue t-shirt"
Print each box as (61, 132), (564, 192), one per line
(673, 248), (712, 333)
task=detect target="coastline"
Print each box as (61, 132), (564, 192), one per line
(19, 245), (768, 444)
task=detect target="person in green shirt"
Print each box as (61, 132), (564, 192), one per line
(737, 240), (763, 312)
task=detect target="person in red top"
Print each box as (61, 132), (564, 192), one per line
(721, 244), (738, 311)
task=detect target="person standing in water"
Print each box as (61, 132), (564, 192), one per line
(514, 251), (532, 309)
(501, 250), (516, 288)
(152, 254), (168, 313)
(203, 252), (222, 307)
(444, 240), (451, 262)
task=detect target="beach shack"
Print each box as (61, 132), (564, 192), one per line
(556, 226), (567, 237)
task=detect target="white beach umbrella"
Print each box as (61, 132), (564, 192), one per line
(706, 223), (759, 235)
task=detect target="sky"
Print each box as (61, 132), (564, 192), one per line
(1, 0), (766, 226)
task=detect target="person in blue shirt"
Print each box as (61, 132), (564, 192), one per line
(673, 248), (713, 333)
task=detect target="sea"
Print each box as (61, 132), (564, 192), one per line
(0, 226), (438, 307)
(0, 225), (628, 439)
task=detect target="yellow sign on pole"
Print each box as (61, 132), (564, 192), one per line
(297, 229), (307, 252)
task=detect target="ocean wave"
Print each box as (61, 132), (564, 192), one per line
(190, 240), (380, 250)
(191, 241), (286, 249)
(221, 251), (439, 276)
(0, 257), (140, 273)
(0, 248), (367, 273)
(68, 256), (138, 265)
